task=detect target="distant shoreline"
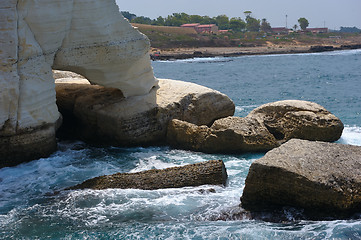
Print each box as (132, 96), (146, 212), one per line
(150, 44), (361, 61)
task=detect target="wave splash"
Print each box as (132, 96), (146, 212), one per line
(0, 126), (360, 238)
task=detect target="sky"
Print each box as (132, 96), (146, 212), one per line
(115, 0), (361, 30)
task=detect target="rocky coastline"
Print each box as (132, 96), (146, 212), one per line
(150, 44), (361, 61)
(1, 0), (360, 222)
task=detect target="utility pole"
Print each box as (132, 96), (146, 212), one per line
(286, 14), (288, 29)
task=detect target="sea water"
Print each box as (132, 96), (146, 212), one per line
(1, 50), (361, 239)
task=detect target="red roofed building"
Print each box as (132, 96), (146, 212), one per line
(271, 27), (289, 34)
(306, 28), (328, 33)
(195, 24), (219, 33)
(219, 30), (230, 34)
(181, 23), (200, 28)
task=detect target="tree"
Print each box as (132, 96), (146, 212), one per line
(199, 16), (217, 25)
(164, 13), (190, 26)
(229, 17), (246, 32)
(260, 18), (271, 32)
(246, 17), (260, 32)
(244, 11), (252, 19)
(153, 16), (165, 26)
(293, 24), (298, 31)
(215, 15), (230, 30)
(339, 27), (361, 33)
(298, 17), (309, 31)
(121, 11), (136, 21)
(132, 16), (152, 25)
(189, 15), (204, 23)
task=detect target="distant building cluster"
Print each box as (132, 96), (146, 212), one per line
(306, 28), (329, 33)
(271, 27), (329, 34)
(181, 23), (219, 34)
(181, 23), (328, 35)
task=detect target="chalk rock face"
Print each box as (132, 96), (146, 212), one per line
(0, 0), (156, 166)
(167, 117), (278, 153)
(241, 139), (361, 218)
(55, 79), (235, 145)
(247, 100), (344, 142)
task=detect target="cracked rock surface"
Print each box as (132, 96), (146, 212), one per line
(167, 100), (343, 153)
(68, 160), (228, 190)
(241, 139), (361, 218)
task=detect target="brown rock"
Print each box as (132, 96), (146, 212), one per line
(0, 124), (58, 168)
(211, 116), (279, 152)
(247, 100), (344, 142)
(241, 139), (361, 218)
(167, 117), (278, 153)
(55, 79), (235, 146)
(68, 160), (228, 190)
(166, 100), (343, 154)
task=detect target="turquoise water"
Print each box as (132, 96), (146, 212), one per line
(1, 50), (361, 239)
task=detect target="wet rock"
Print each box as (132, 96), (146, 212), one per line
(310, 45), (334, 52)
(211, 206), (307, 222)
(68, 160), (228, 190)
(211, 116), (279, 151)
(0, 124), (58, 168)
(246, 100), (344, 143)
(167, 117), (278, 153)
(167, 100), (343, 153)
(241, 139), (361, 219)
(56, 79), (235, 146)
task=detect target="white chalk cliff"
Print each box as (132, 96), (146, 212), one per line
(0, 0), (157, 166)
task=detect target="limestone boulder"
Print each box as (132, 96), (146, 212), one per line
(55, 79), (235, 146)
(68, 160), (228, 190)
(241, 139), (361, 218)
(166, 100), (343, 154)
(167, 120), (214, 152)
(211, 117), (279, 151)
(167, 117), (278, 153)
(247, 100), (344, 142)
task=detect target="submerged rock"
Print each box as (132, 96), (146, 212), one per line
(167, 100), (343, 153)
(55, 79), (235, 145)
(241, 139), (361, 219)
(68, 160), (228, 190)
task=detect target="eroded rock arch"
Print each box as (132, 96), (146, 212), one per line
(0, 0), (157, 166)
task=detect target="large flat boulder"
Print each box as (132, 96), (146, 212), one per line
(241, 139), (361, 218)
(68, 160), (228, 190)
(247, 100), (344, 142)
(55, 79), (235, 146)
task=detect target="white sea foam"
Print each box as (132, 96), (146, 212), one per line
(0, 128), (360, 238)
(321, 48), (361, 56)
(219, 48), (360, 62)
(169, 57), (232, 63)
(235, 104), (260, 114)
(338, 126), (361, 146)
(129, 156), (179, 172)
